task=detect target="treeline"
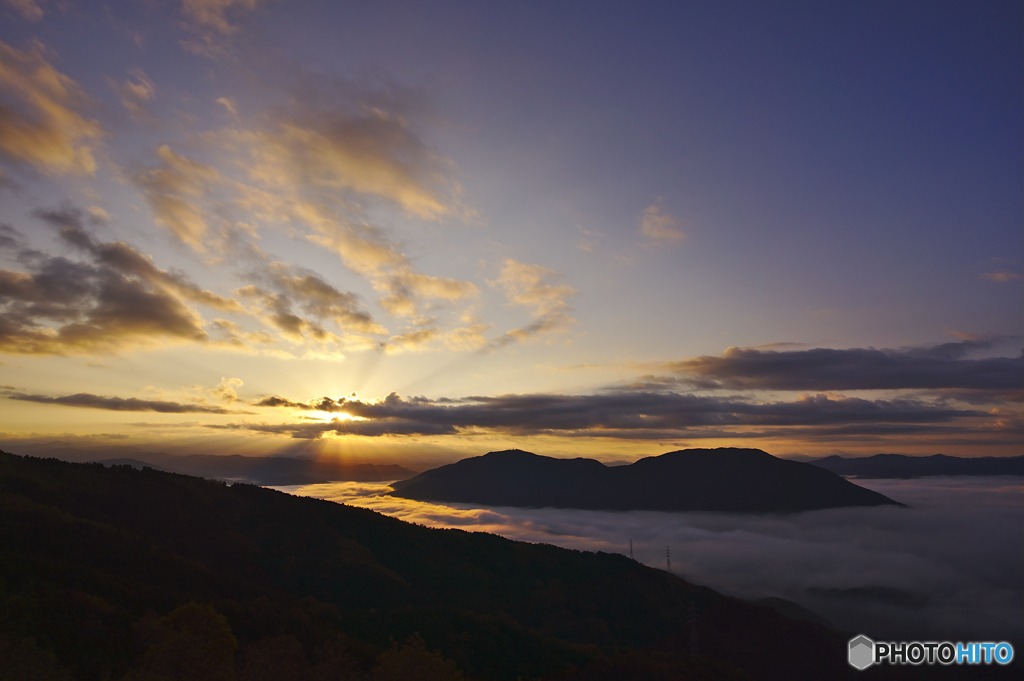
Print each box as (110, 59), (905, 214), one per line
(0, 451), (1012, 681)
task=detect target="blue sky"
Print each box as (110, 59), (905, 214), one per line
(0, 0), (1020, 465)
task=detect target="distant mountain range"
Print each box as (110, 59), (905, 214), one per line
(808, 453), (1024, 479)
(390, 448), (901, 512)
(0, 444), (417, 485)
(141, 453), (419, 486)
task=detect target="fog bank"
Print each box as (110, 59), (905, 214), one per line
(274, 476), (1022, 644)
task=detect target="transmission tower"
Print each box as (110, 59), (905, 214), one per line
(666, 546), (672, 573)
(629, 538), (633, 560)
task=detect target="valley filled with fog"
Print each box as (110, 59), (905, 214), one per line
(276, 475), (1023, 644)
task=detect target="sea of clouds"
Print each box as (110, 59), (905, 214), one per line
(273, 476), (1023, 644)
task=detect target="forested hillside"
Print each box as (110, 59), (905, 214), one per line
(1, 451), (1011, 680)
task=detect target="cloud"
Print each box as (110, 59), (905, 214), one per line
(3, 0), (44, 22)
(379, 326), (440, 353)
(214, 416), (456, 439)
(210, 376), (243, 403)
(111, 68), (156, 122)
(0, 40), (104, 175)
(179, 0), (266, 56)
(87, 205), (111, 222)
(443, 321), (492, 352)
(215, 96), (237, 116)
(73, 205), (475, 355)
(0, 223), (24, 250)
(236, 389), (988, 440)
(208, 317), (279, 351)
(0, 204), (247, 355)
(379, 271), (478, 318)
(308, 223), (477, 322)
(135, 145), (222, 251)
(639, 205), (685, 247)
(35, 205), (244, 313)
(491, 259), (576, 346)
(234, 259), (389, 346)
(657, 341), (1023, 394)
(980, 271), (1021, 283)
(3, 390), (249, 413)
(0, 167), (16, 191)
(181, 0), (262, 35)
(231, 109), (459, 220)
(252, 395), (310, 410)
(282, 476), (1023, 643)
(218, 104), (479, 323)
(0, 257), (208, 355)
(261, 262), (384, 334)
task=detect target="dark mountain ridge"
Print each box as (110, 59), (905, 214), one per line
(2, 450), (985, 681)
(809, 453), (1024, 479)
(390, 448), (901, 512)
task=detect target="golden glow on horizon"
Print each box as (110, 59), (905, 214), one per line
(0, 3), (1018, 465)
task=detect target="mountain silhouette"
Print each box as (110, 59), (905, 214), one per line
(390, 448), (901, 512)
(809, 453), (1024, 479)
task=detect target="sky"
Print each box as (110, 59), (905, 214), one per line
(0, 0), (1021, 467)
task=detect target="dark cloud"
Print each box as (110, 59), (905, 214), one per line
(654, 341), (1022, 394)
(4, 390), (251, 414)
(251, 394), (349, 411)
(35, 204), (243, 312)
(212, 417), (455, 439)
(0, 223), (24, 250)
(236, 260), (383, 342)
(0, 204), (248, 355)
(239, 390), (989, 440)
(252, 395), (309, 409)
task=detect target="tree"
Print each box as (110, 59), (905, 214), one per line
(371, 635), (463, 681)
(124, 603), (236, 681)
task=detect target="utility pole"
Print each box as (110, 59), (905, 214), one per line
(666, 546), (671, 574)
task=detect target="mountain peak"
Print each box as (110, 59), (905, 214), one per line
(392, 448), (901, 512)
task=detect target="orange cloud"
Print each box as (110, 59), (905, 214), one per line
(181, 0), (262, 34)
(111, 68), (156, 122)
(178, 0), (268, 56)
(3, 0), (44, 22)
(225, 126), (478, 320)
(135, 145), (222, 251)
(639, 204), (685, 247)
(980, 271), (1020, 283)
(229, 109), (457, 220)
(0, 41), (104, 175)
(491, 259), (576, 346)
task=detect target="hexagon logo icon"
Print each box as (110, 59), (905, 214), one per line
(848, 635), (875, 670)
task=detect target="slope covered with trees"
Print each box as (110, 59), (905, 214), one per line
(1, 451), (1008, 681)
